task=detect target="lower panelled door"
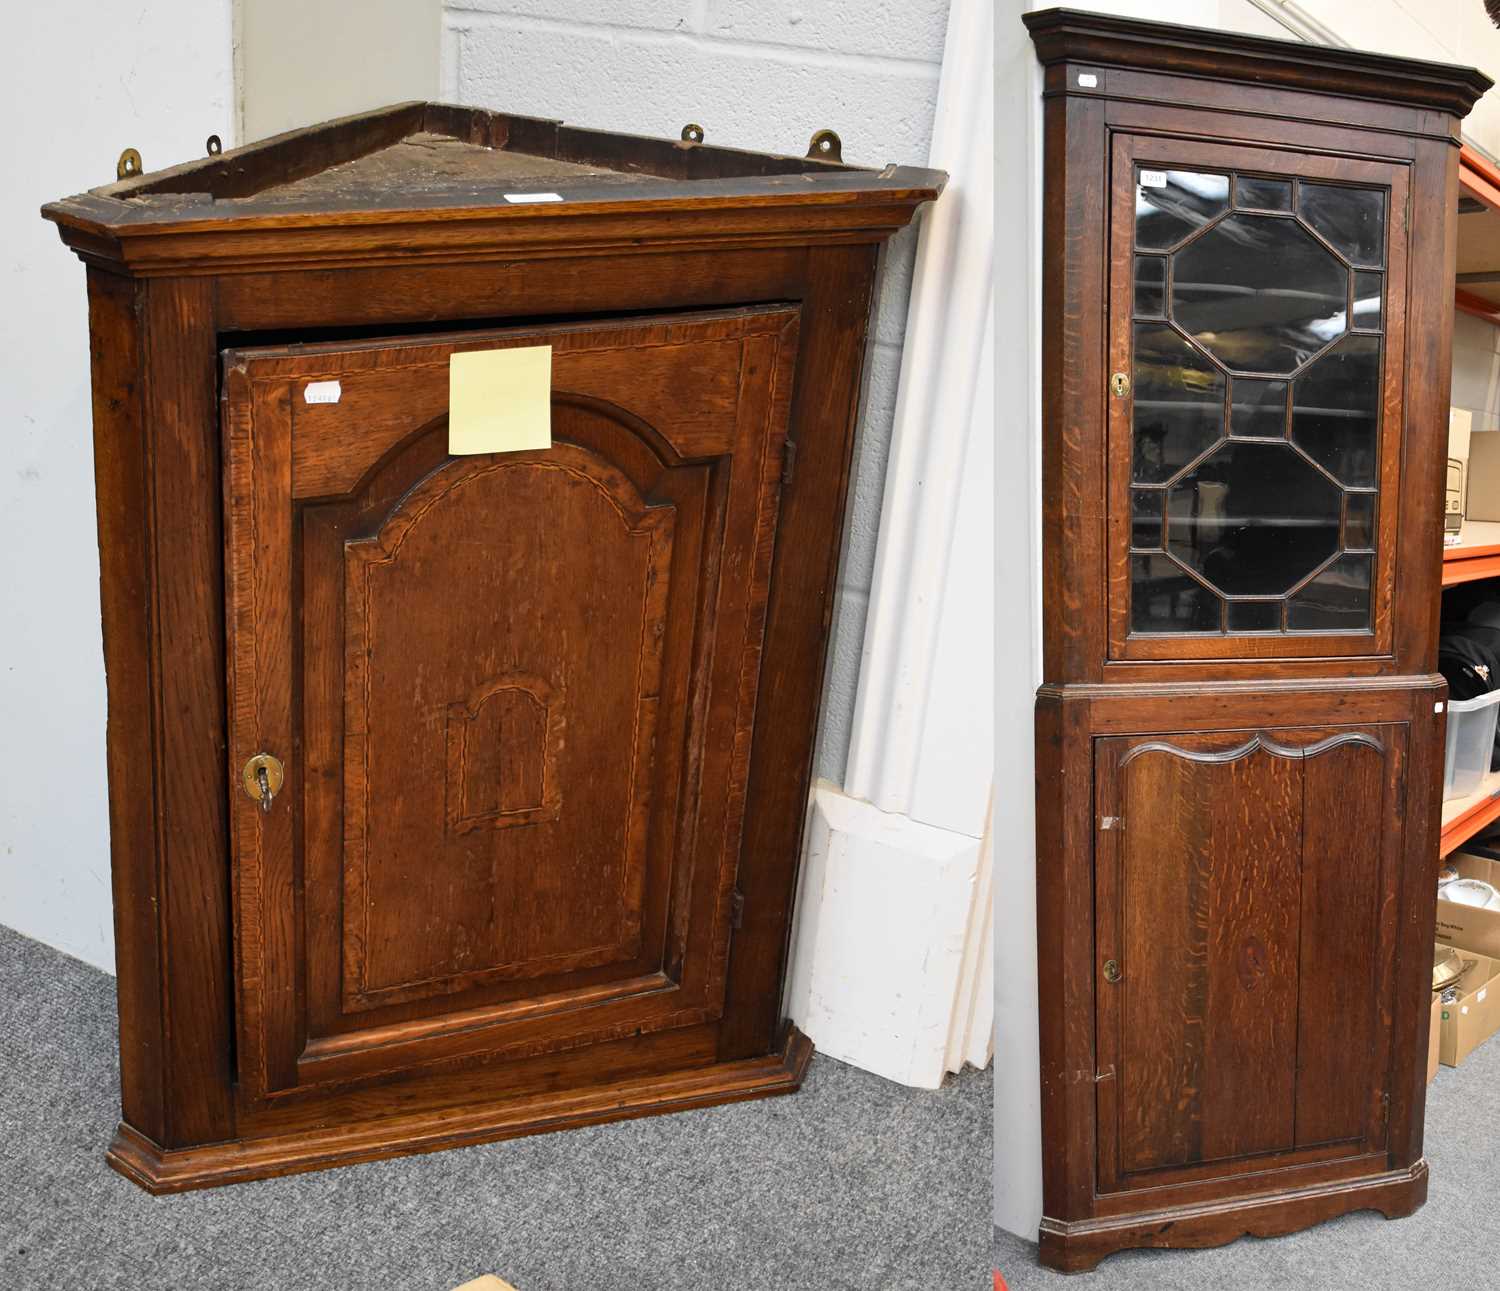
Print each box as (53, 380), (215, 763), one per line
(1093, 724), (1405, 1197)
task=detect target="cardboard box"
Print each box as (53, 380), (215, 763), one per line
(1465, 425), (1500, 523)
(1429, 992), (1442, 1083)
(1437, 851), (1500, 958)
(1451, 405), (1475, 465)
(1440, 950), (1500, 1066)
(1450, 408), (1475, 532)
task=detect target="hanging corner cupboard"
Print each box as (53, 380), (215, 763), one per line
(1024, 9), (1489, 1273)
(41, 105), (943, 1192)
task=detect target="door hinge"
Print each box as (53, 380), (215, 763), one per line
(730, 890), (745, 929)
(781, 439), (797, 486)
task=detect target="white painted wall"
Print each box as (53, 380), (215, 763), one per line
(0, 2), (235, 972)
(787, 0), (994, 1089)
(235, 0), (442, 143)
(1289, 0), (1500, 157)
(1454, 311), (1500, 439)
(441, 0), (951, 782)
(998, 0), (1500, 1242)
(995, 0), (1044, 1238)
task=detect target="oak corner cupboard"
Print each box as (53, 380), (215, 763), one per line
(1023, 8), (1490, 1273)
(41, 103), (943, 1192)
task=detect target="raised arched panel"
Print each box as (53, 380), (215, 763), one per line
(342, 442), (675, 1010)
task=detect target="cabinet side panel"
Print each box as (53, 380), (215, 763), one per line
(719, 247), (874, 1061)
(1389, 682), (1447, 1165)
(1395, 139), (1460, 670)
(1035, 691), (1097, 1220)
(140, 278), (236, 1145)
(1040, 94), (1108, 683)
(86, 268), (164, 1143)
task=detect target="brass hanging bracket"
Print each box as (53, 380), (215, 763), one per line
(680, 123), (705, 144)
(206, 134), (223, 157)
(116, 148), (143, 181)
(807, 129), (842, 163)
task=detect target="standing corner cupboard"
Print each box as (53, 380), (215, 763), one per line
(1024, 9), (1490, 1273)
(41, 105), (943, 1192)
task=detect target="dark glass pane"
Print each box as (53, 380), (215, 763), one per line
(1291, 334), (1382, 488)
(1227, 601), (1281, 631)
(1171, 213), (1347, 374)
(1235, 176), (1292, 210)
(1132, 323), (1225, 485)
(1131, 554), (1222, 633)
(1298, 182), (1385, 267)
(1353, 271), (1382, 329)
(1135, 256), (1166, 316)
(1165, 440), (1341, 596)
(1132, 488), (1164, 550)
(1136, 169), (1229, 251)
(1286, 553), (1373, 630)
(1230, 379), (1288, 438)
(1345, 492), (1376, 549)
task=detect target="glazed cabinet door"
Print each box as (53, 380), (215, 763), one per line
(1109, 135), (1410, 664)
(222, 306), (799, 1107)
(1093, 725), (1405, 1194)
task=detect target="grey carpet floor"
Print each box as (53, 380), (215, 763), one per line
(0, 925), (991, 1291)
(995, 1031), (1500, 1290)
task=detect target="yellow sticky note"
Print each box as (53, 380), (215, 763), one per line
(448, 345), (552, 455)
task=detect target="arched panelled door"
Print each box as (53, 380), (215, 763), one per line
(221, 306), (799, 1114)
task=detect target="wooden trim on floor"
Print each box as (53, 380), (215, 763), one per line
(106, 1028), (813, 1194)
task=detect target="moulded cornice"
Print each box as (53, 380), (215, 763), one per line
(1023, 6), (1491, 119)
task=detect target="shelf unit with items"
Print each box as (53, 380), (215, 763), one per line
(1438, 146), (1500, 856)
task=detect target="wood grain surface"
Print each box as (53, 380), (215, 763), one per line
(1028, 7), (1478, 1270)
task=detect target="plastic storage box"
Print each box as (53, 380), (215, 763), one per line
(1444, 689), (1500, 801)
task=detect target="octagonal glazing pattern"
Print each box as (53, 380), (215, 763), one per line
(1171, 214), (1347, 374)
(1128, 166), (1385, 636)
(1165, 441), (1341, 596)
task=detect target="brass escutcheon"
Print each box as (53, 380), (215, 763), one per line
(241, 752), (285, 812)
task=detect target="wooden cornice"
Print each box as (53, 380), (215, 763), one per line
(1023, 7), (1492, 120)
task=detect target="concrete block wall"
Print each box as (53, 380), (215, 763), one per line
(441, 0), (950, 781)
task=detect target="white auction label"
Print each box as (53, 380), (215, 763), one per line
(303, 380), (341, 405)
(1139, 170), (1168, 189)
(504, 192), (564, 204)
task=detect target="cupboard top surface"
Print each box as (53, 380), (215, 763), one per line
(41, 101), (945, 240)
